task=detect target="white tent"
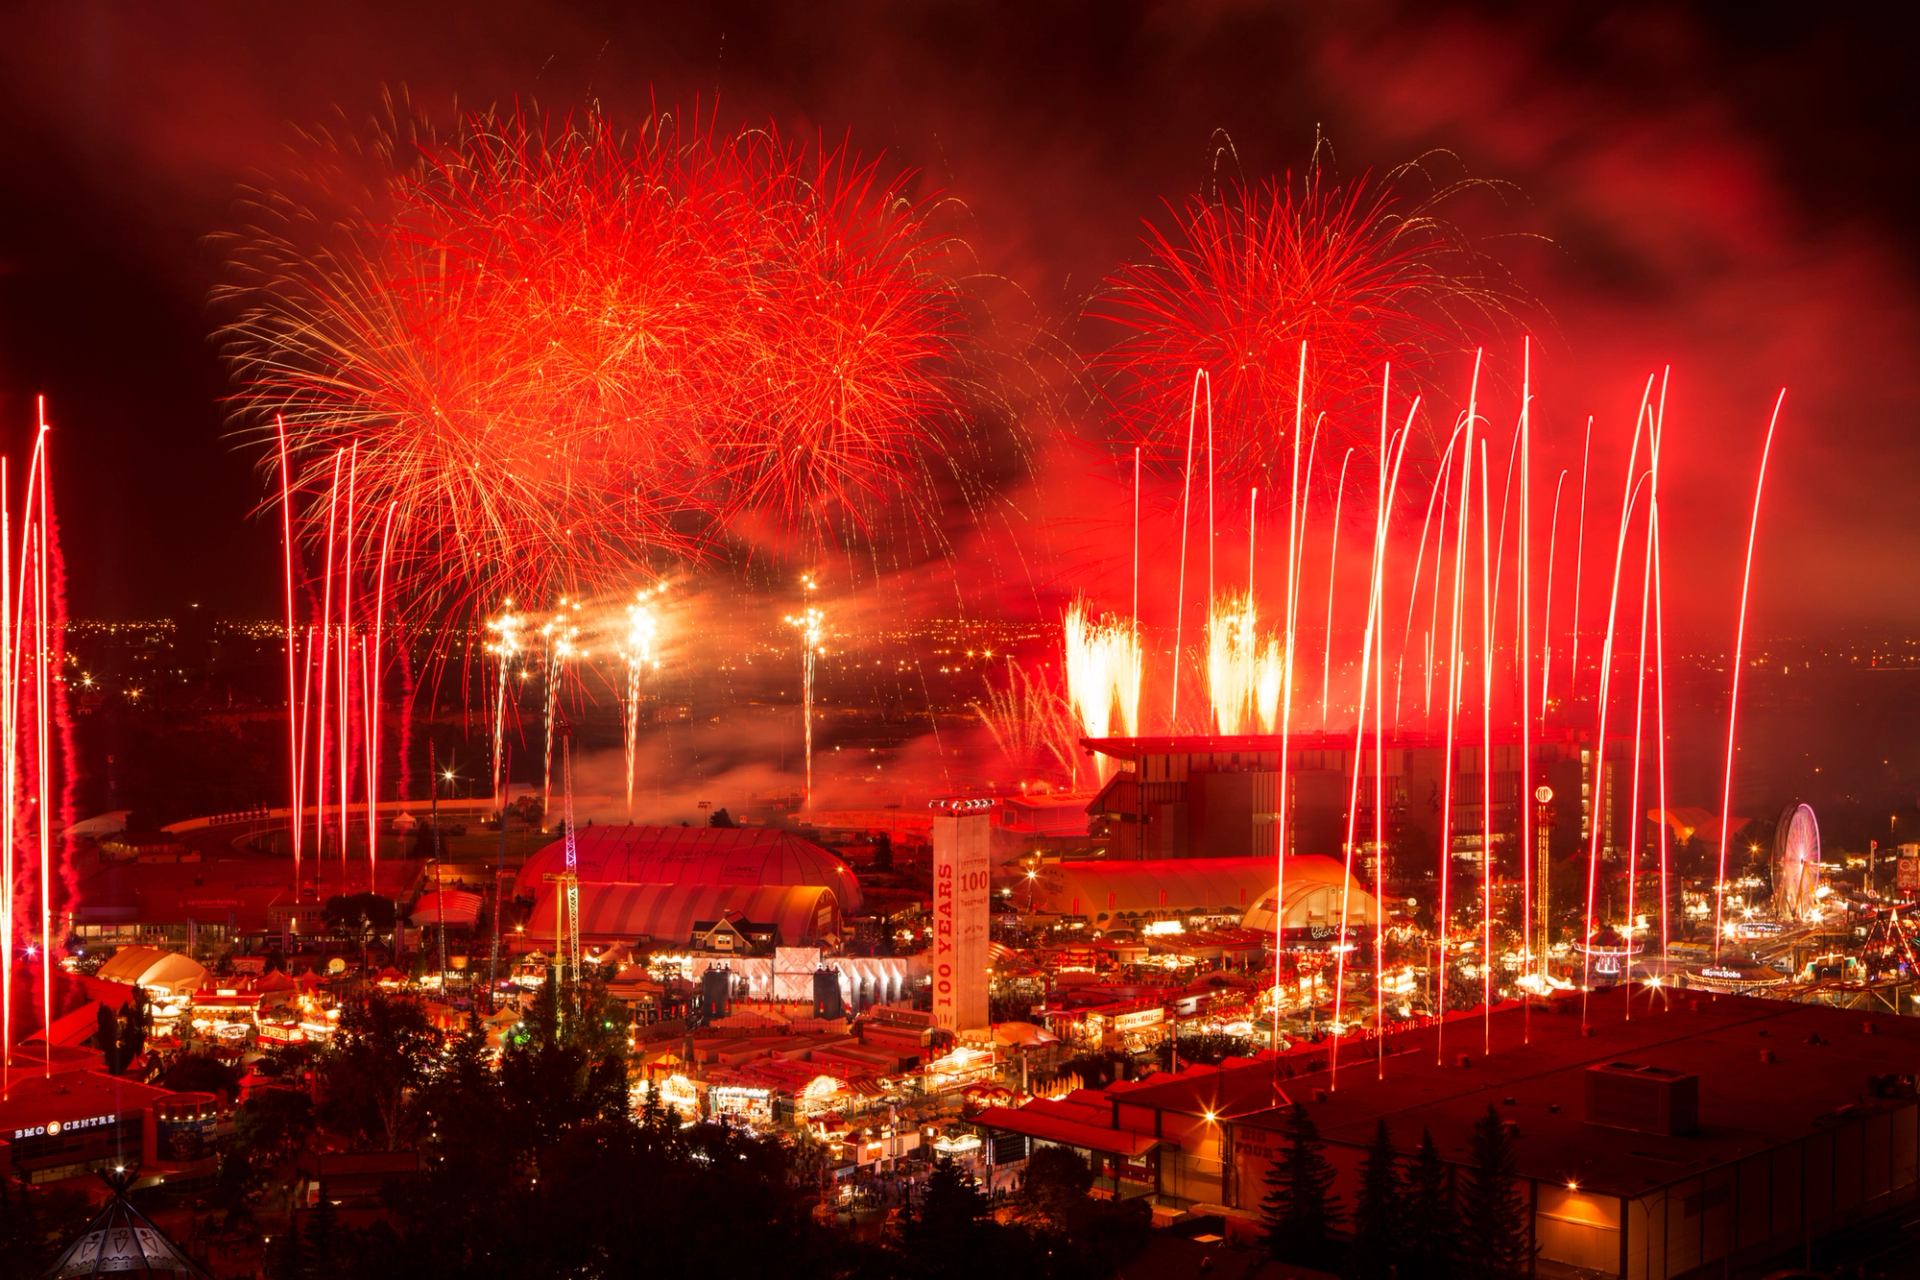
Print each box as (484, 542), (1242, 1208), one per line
(96, 945), (208, 996)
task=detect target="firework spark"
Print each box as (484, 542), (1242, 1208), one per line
(222, 105), (979, 628)
(1096, 154), (1514, 484)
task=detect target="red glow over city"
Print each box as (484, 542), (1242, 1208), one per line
(0, 6), (1915, 1278)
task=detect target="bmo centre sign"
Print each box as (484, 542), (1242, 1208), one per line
(13, 1112), (118, 1141)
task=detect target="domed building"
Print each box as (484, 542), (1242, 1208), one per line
(1023, 853), (1374, 934)
(515, 824), (862, 950)
(1237, 856), (1379, 935)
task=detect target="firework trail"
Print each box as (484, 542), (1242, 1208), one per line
(1713, 392), (1786, 959)
(1320, 448), (1355, 728)
(620, 585), (666, 819)
(1580, 382), (1656, 1023)
(975, 662), (1083, 790)
(541, 601), (583, 826)
(1330, 379), (1413, 1087)
(0, 408), (61, 1090)
(485, 605), (524, 812)
(786, 582), (826, 811)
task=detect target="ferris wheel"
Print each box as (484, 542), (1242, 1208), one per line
(1771, 804), (1823, 923)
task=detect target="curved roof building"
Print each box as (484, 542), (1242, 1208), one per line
(1027, 855), (1365, 923)
(524, 882), (842, 950)
(515, 824), (862, 913)
(1238, 858), (1379, 933)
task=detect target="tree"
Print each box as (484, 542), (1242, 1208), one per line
(1348, 1119), (1403, 1279)
(118, 987), (149, 1068)
(905, 1154), (990, 1269)
(96, 989), (148, 1076)
(319, 990), (438, 1149)
(1460, 1106), (1532, 1279)
(160, 1051), (243, 1101)
(1402, 1127), (1459, 1278)
(1260, 1103), (1340, 1266)
(96, 1003), (123, 1074)
(1018, 1144), (1093, 1231)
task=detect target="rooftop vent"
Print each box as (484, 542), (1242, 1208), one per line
(1584, 1061), (1699, 1137)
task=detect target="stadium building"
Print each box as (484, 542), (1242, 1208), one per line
(515, 824), (863, 951)
(1082, 730), (1613, 864)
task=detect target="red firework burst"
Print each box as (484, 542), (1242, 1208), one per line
(1094, 158), (1513, 482)
(219, 104), (971, 621)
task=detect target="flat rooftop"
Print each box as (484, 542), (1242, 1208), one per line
(1227, 987), (1920, 1197)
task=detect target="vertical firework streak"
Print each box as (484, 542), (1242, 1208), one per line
(1394, 431), (1465, 724)
(1478, 436), (1493, 1056)
(1539, 468), (1568, 719)
(0, 414), (57, 1088)
(1649, 420), (1673, 960)
(622, 587), (664, 819)
(1270, 345), (1306, 1056)
(32, 454), (48, 1068)
(1713, 392), (1786, 959)
(313, 453), (340, 874)
(1624, 482), (1654, 1019)
(1170, 372), (1208, 729)
(338, 445), (356, 873)
(486, 606), (523, 812)
(1132, 447), (1141, 646)
(1373, 410), (1399, 1078)
(1580, 381), (1655, 1024)
(2, 457), (12, 1079)
(1321, 449), (1354, 729)
(364, 503), (395, 890)
(1435, 355), (1478, 1066)
(786, 601), (824, 810)
(1567, 417), (1593, 698)
(1517, 342), (1533, 1031)
(276, 420), (304, 895)
(1330, 378), (1411, 1088)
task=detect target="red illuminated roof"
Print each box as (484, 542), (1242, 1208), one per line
(971, 1102), (1161, 1157)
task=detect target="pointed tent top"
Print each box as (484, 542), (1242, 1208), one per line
(44, 1169), (209, 1279)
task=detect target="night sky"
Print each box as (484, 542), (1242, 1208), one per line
(0, 1), (1913, 634)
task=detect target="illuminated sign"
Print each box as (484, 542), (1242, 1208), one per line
(932, 810), (991, 1030)
(12, 1113), (119, 1141)
(1111, 1008), (1165, 1033)
(1700, 967), (1747, 980)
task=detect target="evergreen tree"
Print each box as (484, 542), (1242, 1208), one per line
(1348, 1119), (1403, 1279)
(1017, 1143), (1092, 1232)
(1259, 1103), (1340, 1266)
(96, 1003), (124, 1074)
(118, 988), (148, 1069)
(912, 1154), (986, 1252)
(1402, 1127), (1459, 1278)
(1460, 1106), (1532, 1279)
